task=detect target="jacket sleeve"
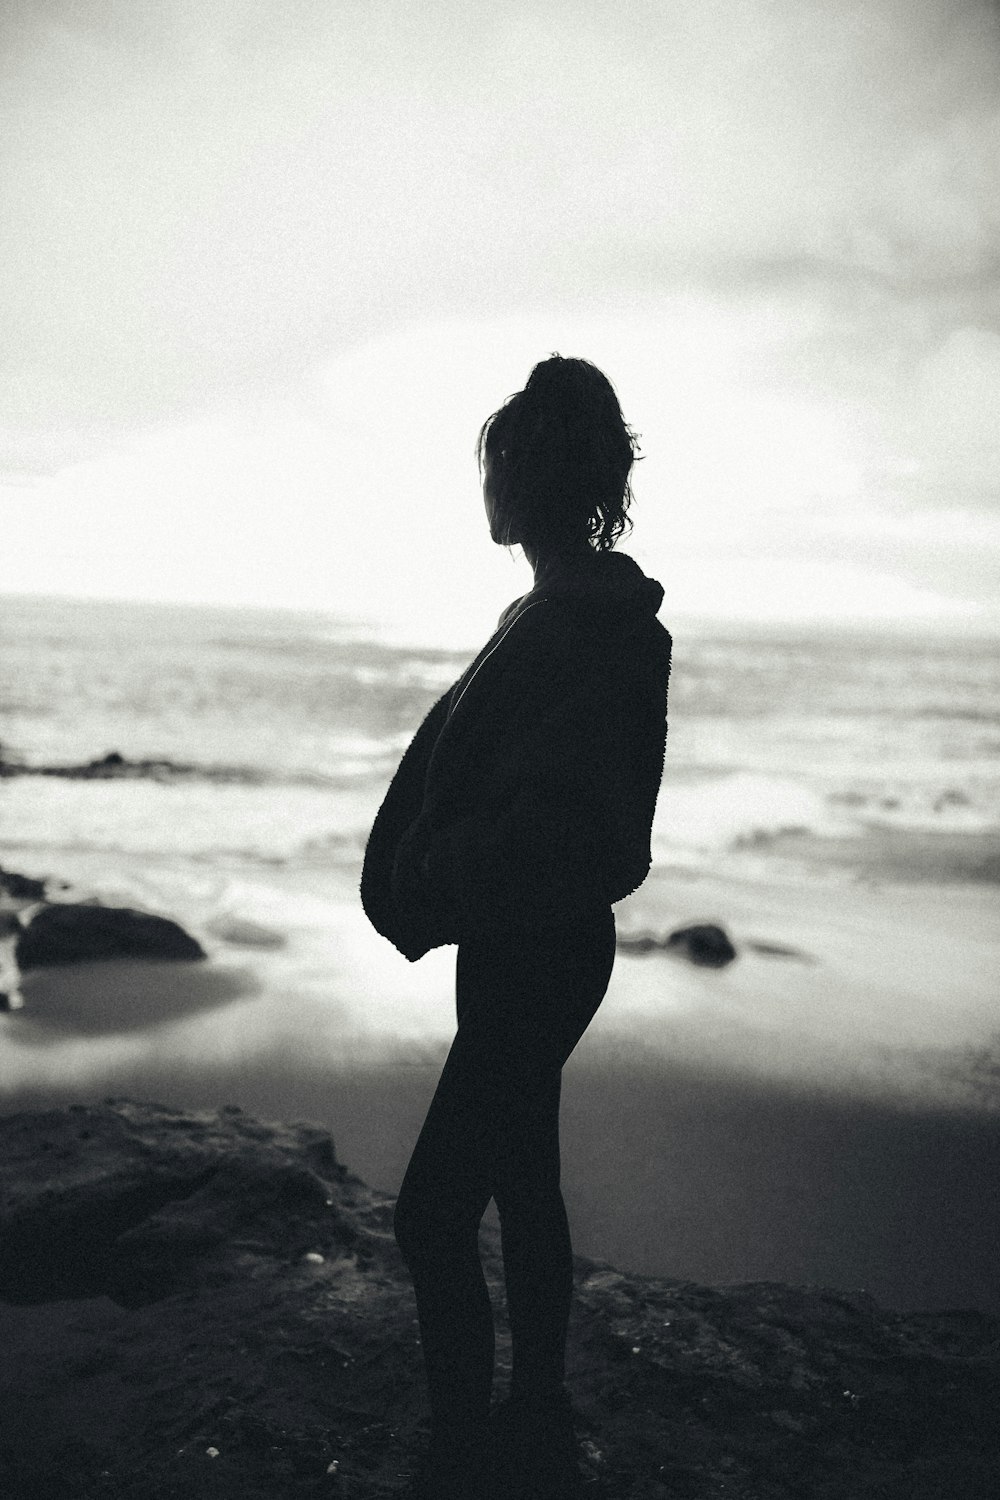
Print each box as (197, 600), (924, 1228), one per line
(415, 654), (646, 931)
(359, 690), (454, 958)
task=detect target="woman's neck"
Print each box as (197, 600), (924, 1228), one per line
(522, 537), (596, 589)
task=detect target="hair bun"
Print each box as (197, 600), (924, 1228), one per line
(524, 353), (569, 394)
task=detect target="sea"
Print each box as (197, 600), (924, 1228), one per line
(3, 592), (999, 881)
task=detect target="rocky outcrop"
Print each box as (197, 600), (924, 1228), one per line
(618, 921), (739, 967)
(15, 904), (206, 969)
(666, 923), (738, 966)
(0, 749), (234, 781)
(0, 1100), (378, 1307)
(0, 1098), (997, 1499)
(0, 865), (49, 902)
(0, 749), (326, 786)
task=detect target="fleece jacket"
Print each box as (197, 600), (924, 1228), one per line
(359, 548), (673, 962)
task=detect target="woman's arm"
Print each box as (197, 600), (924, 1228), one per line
(360, 691), (453, 951)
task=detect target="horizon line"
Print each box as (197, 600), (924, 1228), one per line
(3, 588), (998, 642)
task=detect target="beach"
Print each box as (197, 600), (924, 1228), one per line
(2, 595), (999, 1317)
(3, 834), (998, 1317)
(4, 1093), (997, 1500)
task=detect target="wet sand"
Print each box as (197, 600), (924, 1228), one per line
(2, 849), (998, 1314)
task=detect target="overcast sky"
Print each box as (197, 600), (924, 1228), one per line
(2, 0), (999, 644)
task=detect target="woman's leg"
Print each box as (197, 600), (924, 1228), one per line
(392, 1033), (498, 1428)
(482, 909), (617, 1403)
(392, 907), (616, 1427)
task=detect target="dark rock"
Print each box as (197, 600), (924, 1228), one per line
(0, 750), (228, 783)
(617, 923), (739, 966)
(59, 750), (197, 780)
(0, 1099), (997, 1499)
(0, 910), (24, 939)
(0, 750), (326, 788)
(667, 922), (738, 967)
(0, 1098), (374, 1307)
(0, 866), (48, 901)
(15, 904), (206, 969)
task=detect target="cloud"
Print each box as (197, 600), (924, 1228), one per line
(1, 0), (998, 455)
(911, 326), (1000, 491)
(2, 307), (996, 634)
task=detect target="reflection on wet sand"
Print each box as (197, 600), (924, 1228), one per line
(3, 1006), (999, 1317)
(11, 958), (259, 1037)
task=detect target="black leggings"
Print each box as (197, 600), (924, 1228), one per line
(393, 907), (617, 1427)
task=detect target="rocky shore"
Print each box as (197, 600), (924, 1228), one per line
(0, 746), (329, 787)
(1, 1097), (997, 1500)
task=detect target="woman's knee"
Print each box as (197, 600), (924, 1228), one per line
(493, 1125), (561, 1212)
(393, 1178), (431, 1263)
(393, 1173), (476, 1266)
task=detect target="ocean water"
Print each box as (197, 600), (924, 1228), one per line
(2, 593), (999, 878)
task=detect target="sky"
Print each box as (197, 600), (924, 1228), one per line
(2, 0), (999, 646)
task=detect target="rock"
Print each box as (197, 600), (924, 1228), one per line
(0, 1099), (377, 1307)
(618, 922), (740, 966)
(667, 922), (738, 967)
(93, 749), (125, 769)
(15, 904), (206, 969)
(0, 866), (47, 902)
(60, 751), (198, 781)
(0, 1099), (997, 1498)
(0, 750), (251, 784)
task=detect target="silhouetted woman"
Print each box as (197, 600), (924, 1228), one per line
(361, 355), (672, 1499)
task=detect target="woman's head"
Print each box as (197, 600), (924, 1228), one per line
(476, 354), (642, 554)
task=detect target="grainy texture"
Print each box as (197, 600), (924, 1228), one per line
(0, 1098), (997, 1499)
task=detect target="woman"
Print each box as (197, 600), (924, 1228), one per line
(360, 354), (672, 1499)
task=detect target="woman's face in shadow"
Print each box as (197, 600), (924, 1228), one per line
(482, 447), (527, 550)
(482, 452), (502, 542)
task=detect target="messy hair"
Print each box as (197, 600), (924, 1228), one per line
(475, 354), (643, 553)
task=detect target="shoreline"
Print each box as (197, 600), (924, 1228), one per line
(1, 846), (1000, 1314)
(4, 1045), (999, 1317)
(3, 841), (999, 1315)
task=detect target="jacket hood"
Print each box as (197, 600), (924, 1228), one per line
(502, 550), (665, 642)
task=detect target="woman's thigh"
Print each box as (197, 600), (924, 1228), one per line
(454, 906), (617, 1081)
(444, 911), (616, 1161)
(397, 908), (617, 1211)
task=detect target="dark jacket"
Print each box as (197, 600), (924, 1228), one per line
(359, 549), (672, 961)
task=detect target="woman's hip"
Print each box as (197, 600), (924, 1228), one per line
(454, 904), (616, 1064)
